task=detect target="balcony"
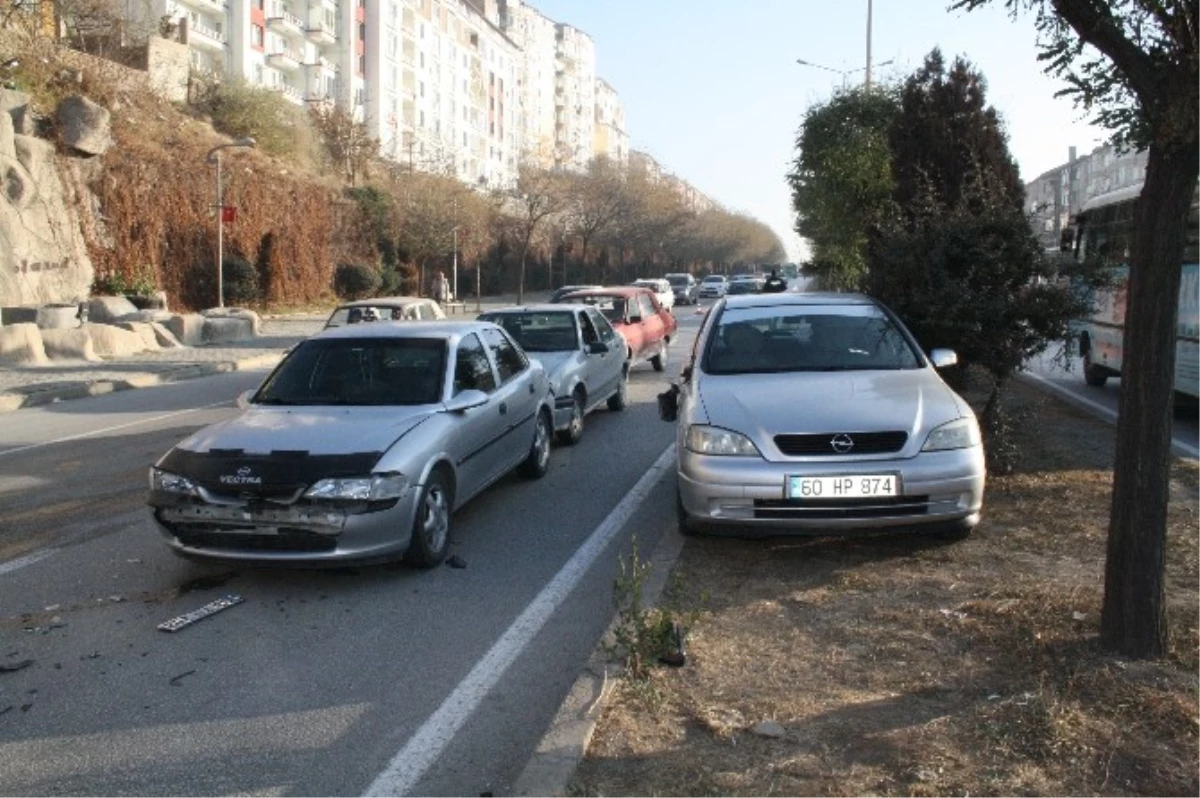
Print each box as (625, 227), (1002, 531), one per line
(266, 50), (302, 71)
(305, 21), (336, 44)
(186, 20), (226, 51)
(266, 9), (304, 37)
(306, 56), (340, 77)
(271, 81), (305, 104)
(182, 0), (226, 13)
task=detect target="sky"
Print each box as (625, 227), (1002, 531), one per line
(528, 0), (1112, 263)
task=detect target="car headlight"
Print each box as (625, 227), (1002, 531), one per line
(303, 473), (409, 501)
(922, 416), (982, 452)
(685, 425), (761, 456)
(149, 468), (199, 496)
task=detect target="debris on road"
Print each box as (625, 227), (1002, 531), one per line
(157, 594), (244, 633)
(0, 659), (33, 674)
(169, 669), (196, 686)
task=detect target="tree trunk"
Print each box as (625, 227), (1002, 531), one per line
(517, 234), (531, 305)
(1100, 141), (1198, 658)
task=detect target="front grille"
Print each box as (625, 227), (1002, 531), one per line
(174, 528), (338, 552)
(774, 431), (908, 456)
(753, 496), (930, 520)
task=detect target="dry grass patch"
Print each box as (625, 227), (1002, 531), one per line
(571, 381), (1198, 797)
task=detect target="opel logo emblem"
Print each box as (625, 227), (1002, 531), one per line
(237, 466), (252, 477)
(830, 434), (855, 453)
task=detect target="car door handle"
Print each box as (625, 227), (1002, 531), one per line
(499, 402), (508, 415)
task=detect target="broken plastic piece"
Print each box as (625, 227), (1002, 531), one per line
(157, 594), (244, 633)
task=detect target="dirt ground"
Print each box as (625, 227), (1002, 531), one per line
(570, 379), (1199, 797)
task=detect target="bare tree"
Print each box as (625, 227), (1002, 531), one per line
(309, 105), (380, 186)
(506, 162), (561, 304)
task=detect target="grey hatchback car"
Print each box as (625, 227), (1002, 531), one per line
(148, 321), (553, 568)
(664, 293), (985, 538)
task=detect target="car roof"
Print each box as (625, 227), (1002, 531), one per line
(720, 291), (874, 309)
(334, 296), (433, 309)
(702, 274), (727, 280)
(308, 319), (500, 342)
(480, 304), (586, 315)
(560, 286), (655, 299)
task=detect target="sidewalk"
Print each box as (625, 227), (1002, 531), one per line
(0, 294), (546, 414)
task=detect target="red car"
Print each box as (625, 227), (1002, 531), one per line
(555, 286), (678, 371)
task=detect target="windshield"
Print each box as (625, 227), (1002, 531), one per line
(702, 276), (724, 284)
(666, 275), (689, 286)
(255, 337), (447, 406)
(480, 311), (579, 351)
(703, 305), (923, 375)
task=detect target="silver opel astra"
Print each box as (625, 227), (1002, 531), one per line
(148, 321), (554, 567)
(666, 293), (985, 538)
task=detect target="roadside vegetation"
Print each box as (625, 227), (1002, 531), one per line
(575, 378), (1199, 796)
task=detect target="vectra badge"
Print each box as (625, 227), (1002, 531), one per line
(220, 466), (262, 486)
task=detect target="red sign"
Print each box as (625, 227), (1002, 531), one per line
(221, 206), (236, 223)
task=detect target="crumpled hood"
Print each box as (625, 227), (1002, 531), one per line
(697, 369), (970, 454)
(176, 405), (436, 456)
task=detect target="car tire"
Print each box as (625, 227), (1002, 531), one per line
(651, 340), (668, 372)
(404, 468), (452, 568)
(558, 392), (585, 445)
(676, 487), (698, 537)
(607, 367), (629, 411)
(518, 410), (552, 478)
(1082, 346), (1109, 387)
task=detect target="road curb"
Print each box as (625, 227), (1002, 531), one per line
(511, 520), (687, 797)
(0, 353), (284, 413)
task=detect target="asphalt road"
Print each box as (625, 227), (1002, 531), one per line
(1022, 343), (1199, 459)
(0, 317), (701, 797)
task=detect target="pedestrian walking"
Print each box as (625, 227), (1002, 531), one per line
(431, 270), (450, 305)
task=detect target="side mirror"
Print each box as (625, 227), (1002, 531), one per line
(680, 364), (693, 382)
(657, 383), (681, 422)
(586, 341), (609, 355)
(236, 390), (255, 409)
(928, 348), (958, 369)
(628, 314), (643, 324)
(445, 389), (489, 413)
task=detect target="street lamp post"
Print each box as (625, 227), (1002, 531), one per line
(204, 137), (256, 308)
(795, 57), (894, 89)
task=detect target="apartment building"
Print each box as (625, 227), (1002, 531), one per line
(630, 150), (718, 213)
(594, 78), (628, 166)
(137, 0), (621, 188)
(1025, 143), (1148, 252)
(498, 0), (557, 165)
(368, 0), (520, 188)
(126, 0), (359, 105)
(552, 22), (595, 171)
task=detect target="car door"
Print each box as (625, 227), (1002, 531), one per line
(579, 308), (622, 404)
(448, 332), (503, 501)
(480, 326), (539, 475)
(635, 293), (665, 358)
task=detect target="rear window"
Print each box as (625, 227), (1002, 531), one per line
(480, 311), (579, 352)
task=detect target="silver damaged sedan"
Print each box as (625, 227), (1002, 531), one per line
(479, 304), (628, 444)
(148, 321), (554, 567)
(664, 293), (985, 538)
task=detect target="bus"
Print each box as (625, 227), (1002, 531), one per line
(1071, 183), (1199, 400)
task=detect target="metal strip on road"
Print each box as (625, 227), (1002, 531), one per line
(363, 443), (678, 798)
(1019, 372), (1199, 460)
(0, 401), (231, 459)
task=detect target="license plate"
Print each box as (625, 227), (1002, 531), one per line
(786, 474), (899, 499)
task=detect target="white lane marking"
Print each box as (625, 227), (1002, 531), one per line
(0, 400), (231, 458)
(0, 548), (58, 576)
(1020, 372), (1199, 460)
(364, 443), (678, 798)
